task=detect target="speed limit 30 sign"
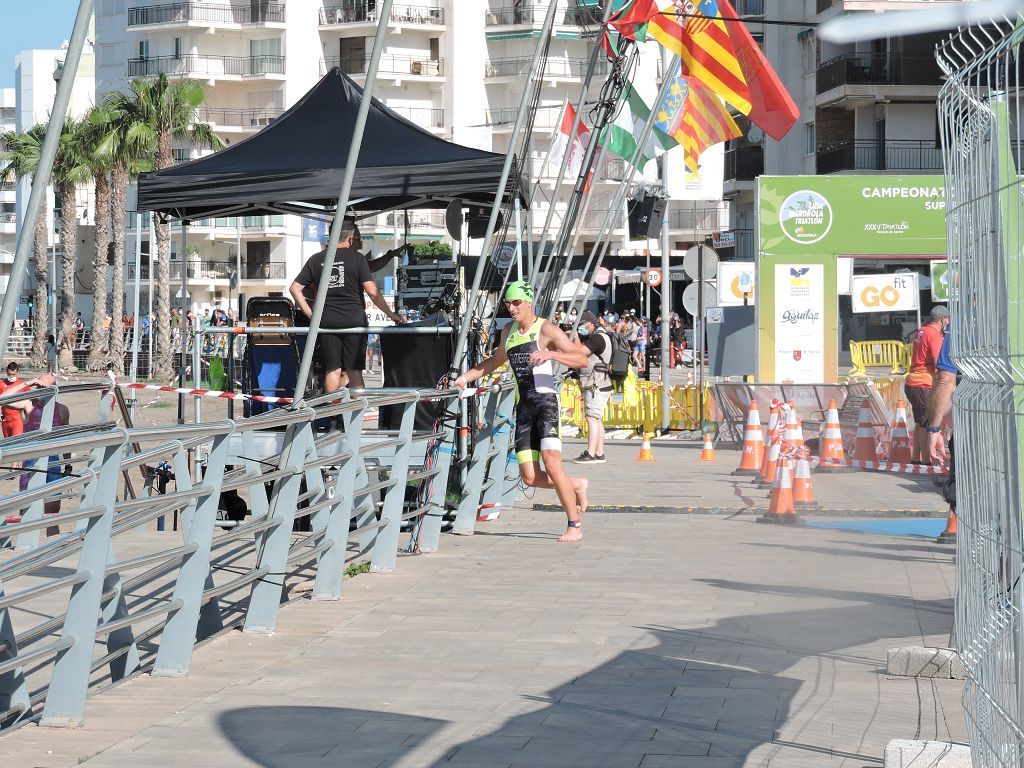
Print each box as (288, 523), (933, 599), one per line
(642, 268), (662, 287)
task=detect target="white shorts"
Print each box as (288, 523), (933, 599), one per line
(583, 387), (612, 420)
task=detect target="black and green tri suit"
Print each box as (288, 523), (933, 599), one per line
(504, 317), (561, 464)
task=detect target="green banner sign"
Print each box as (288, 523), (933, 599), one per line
(759, 175), (948, 256)
(930, 260), (949, 300)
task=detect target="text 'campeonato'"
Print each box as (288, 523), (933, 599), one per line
(861, 186), (945, 198)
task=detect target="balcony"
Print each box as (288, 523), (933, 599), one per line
(485, 4), (589, 26)
(485, 105), (563, 130)
(127, 2), (285, 26)
(389, 106), (444, 128)
(319, 3), (444, 26)
(320, 54), (443, 78)
(485, 57), (609, 80)
(724, 145), (763, 182)
(0, 212), (15, 224)
(129, 261), (287, 281)
(128, 54), (286, 79)
(710, 229), (755, 261)
(667, 206), (730, 232)
(195, 106), (283, 130)
(816, 139), (943, 174)
(816, 52), (942, 98)
(734, 0), (765, 16)
(0, 181), (15, 192)
(816, 0), (840, 13)
(172, 148), (193, 164)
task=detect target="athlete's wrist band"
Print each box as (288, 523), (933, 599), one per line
(925, 425), (943, 433)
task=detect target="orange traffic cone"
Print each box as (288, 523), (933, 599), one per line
(733, 401), (764, 475)
(686, 369), (694, 387)
(795, 418), (806, 450)
(783, 406), (800, 447)
(635, 433), (655, 462)
(760, 457), (797, 523)
(852, 398), (878, 461)
(758, 405), (780, 478)
(937, 508), (957, 543)
(699, 433), (716, 462)
(888, 399), (913, 464)
(792, 455), (818, 509)
(819, 399), (845, 468)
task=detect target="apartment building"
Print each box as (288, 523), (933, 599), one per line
(90, 0), (727, 313)
(724, 0), (946, 262)
(0, 88), (15, 294)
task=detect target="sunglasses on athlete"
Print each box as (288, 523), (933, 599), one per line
(504, 299), (524, 307)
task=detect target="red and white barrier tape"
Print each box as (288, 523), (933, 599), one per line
(819, 457), (949, 476)
(120, 382), (293, 404)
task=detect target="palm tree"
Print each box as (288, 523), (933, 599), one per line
(1, 125), (51, 369)
(104, 75), (222, 381)
(53, 117), (92, 372)
(84, 104), (115, 371)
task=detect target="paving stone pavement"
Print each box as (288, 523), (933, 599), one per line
(0, 502), (965, 768)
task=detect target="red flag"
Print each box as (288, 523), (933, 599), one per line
(717, 0), (798, 141)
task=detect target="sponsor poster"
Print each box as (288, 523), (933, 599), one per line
(717, 261), (755, 306)
(303, 219), (327, 243)
(665, 143), (724, 201)
(773, 264), (826, 383)
(930, 260), (950, 300)
(850, 273), (920, 313)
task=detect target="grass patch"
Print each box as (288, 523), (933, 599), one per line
(344, 561), (370, 578)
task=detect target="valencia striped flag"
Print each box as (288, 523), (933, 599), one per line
(654, 74), (742, 173)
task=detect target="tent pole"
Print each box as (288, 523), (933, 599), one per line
(0, 0), (95, 362)
(449, 0), (559, 375)
(529, 1), (614, 294)
(660, 43), (672, 432)
(177, 221), (189, 424)
(565, 55), (682, 332)
(291, 0), (396, 402)
(148, 216), (154, 378)
(130, 211), (142, 419)
(514, 195), (523, 279)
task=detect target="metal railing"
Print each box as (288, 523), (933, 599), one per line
(320, 53), (443, 77)
(937, 18), (1024, 767)
(127, 54), (286, 78)
(127, 261), (286, 281)
(194, 106), (283, 128)
(484, 4), (588, 26)
(0, 212), (15, 224)
(816, 0), (840, 13)
(0, 373), (518, 731)
(816, 52), (943, 94)
(724, 145), (763, 182)
(816, 139), (944, 173)
(734, 0), (765, 16)
(486, 104), (564, 128)
(485, 57), (609, 79)
(319, 2), (444, 25)
(666, 206), (730, 231)
(127, 2), (286, 26)
(0, 181), (16, 192)
(389, 106), (444, 127)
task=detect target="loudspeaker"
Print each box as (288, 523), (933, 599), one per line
(627, 195), (666, 240)
(467, 210), (505, 239)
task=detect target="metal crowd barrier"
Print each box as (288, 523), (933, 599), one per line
(0, 377), (518, 730)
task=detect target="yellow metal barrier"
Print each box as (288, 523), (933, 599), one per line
(849, 339), (910, 377)
(560, 379), (714, 435)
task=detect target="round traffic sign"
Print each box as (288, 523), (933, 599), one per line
(594, 266), (611, 286)
(643, 268), (662, 287)
(683, 245), (719, 280)
(681, 281), (719, 317)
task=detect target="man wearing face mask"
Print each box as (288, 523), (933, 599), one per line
(573, 310), (611, 464)
(1, 361), (25, 437)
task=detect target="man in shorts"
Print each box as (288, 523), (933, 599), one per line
(453, 281), (590, 542)
(904, 305), (949, 462)
(573, 310), (612, 464)
(289, 217), (405, 393)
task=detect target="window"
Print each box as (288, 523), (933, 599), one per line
(429, 38), (439, 61)
(138, 40), (149, 59)
(805, 123), (815, 155)
(339, 37), (365, 74)
(174, 37), (182, 60)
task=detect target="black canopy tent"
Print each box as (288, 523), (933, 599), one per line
(137, 68), (526, 220)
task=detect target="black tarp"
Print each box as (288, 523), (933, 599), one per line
(138, 68), (524, 219)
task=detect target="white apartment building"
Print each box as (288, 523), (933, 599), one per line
(92, 0), (728, 315)
(724, 0), (946, 262)
(0, 87), (16, 294)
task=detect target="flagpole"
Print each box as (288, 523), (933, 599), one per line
(529, 1), (616, 295)
(565, 54), (683, 330)
(659, 45), (672, 433)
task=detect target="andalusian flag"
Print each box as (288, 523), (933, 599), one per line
(599, 86), (678, 172)
(654, 74), (742, 173)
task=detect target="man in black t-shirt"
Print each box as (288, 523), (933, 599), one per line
(290, 218), (405, 392)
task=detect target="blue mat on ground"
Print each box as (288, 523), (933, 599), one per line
(804, 518), (947, 538)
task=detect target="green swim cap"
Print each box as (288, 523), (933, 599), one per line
(504, 280), (535, 303)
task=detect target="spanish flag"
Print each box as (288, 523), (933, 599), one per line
(655, 75), (743, 173)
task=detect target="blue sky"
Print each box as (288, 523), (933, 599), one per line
(1, 2), (81, 89)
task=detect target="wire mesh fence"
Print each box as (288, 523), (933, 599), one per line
(937, 16), (1024, 766)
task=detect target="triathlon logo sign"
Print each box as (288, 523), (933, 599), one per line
(779, 190), (833, 245)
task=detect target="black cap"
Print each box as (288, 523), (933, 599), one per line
(579, 310), (599, 326)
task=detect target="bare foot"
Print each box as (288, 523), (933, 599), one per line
(559, 525), (583, 543)
(574, 477), (589, 516)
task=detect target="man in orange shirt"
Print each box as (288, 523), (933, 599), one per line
(904, 305), (949, 462)
(0, 361), (25, 437)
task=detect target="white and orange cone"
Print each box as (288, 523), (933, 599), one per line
(635, 433), (655, 462)
(699, 433), (716, 462)
(733, 401), (764, 475)
(792, 455), (818, 509)
(852, 398), (878, 462)
(760, 457), (797, 523)
(888, 399), (913, 464)
(784, 406), (800, 447)
(819, 399), (845, 468)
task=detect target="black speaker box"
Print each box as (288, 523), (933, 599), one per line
(627, 195), (666, 240)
